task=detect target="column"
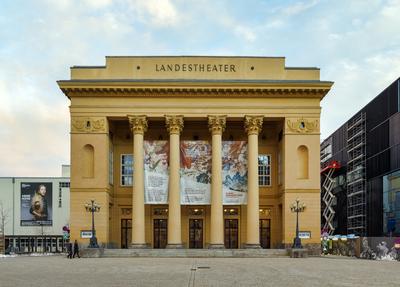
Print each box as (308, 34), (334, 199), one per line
(165, 115), (184, 248)
(244, 115), (263, 248)
(208, 115), (226, 248)
(128, 115), (148, 248)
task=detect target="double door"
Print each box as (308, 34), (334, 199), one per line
(189, 219), (203, 249)
(224, 219), (239, 249)
(153, 219), (168, 249)
(121, 219), (132, 249)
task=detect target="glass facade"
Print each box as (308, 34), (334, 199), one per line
(383, 170), (400, 235)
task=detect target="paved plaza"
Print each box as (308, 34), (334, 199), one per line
(1, 255), (399, 287)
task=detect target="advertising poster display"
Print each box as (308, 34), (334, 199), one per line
(144, 141), (169, 204)
(20, 182), (53, 226)
(222, 141), (248, 205)
(180, 141), (212, 204)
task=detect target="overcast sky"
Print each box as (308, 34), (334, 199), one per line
(1, 0), (400, 176)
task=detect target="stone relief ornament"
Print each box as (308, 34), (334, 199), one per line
(208, 115), (227, 135)
(286, 118), (319, 133)
(71, 117), (106, 133)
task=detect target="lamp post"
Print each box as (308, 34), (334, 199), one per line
(290, 198), (306, 249)
(85, 200), (101, 248)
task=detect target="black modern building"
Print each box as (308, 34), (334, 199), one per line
(321, 78), (400, 237)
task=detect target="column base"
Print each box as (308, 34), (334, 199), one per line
(208, 244), (225, 249)
(166, 243), (184, 249)
(130, 243), (150, 249)
(244, 243), (261, 249)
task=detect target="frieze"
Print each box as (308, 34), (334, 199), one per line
(71, 117), (107, 133)
(286, 118), (319, 134)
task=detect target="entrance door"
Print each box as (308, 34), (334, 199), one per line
(189, 219), (203, 249)
(260, 219), (271, 249)
(224, 219), (239, 249)
(153, 219), (168, 249)
(121, 219), (132, 249)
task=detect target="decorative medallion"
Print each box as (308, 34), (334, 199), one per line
(71, 117), (107, 133)
(286, 118), (319, 134)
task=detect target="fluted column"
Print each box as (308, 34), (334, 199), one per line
(208, 115), (226, 248)
(128, 115), (148, 248)
(166, 115), (184, 248)
(244, 115), (263, 248)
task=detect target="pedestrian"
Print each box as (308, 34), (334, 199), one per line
(73, 240), (80, 258)
(67, 242), (73, 259)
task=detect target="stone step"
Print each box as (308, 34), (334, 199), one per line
(82, 248), (289, 258)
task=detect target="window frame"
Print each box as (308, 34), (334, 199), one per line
(258, 154), (272, 187)
(120, 154), (133, 187)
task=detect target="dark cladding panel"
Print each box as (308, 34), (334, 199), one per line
(367, 177), (383, 236)
(367, 120), (389, 157)
(367, 149), (390, 178)
(391, 144), (400, 171)
(389, 112), (400, 146)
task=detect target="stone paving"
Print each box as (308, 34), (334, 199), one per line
(0, 255), (399, 287)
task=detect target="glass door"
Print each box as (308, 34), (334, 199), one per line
(224, 219), (239, 249)
(259, 219), (271, 249)
(154, 219), (168, 249)
(189, 219), (203, 249)
(121, 219), (132, 249)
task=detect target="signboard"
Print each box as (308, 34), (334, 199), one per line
(180, 141), (212, 204)
(144, 141), (169, 204)
(80, 230), (92, 239)
(222, 141), (248, 205)
(20, 182), (52, 226)
(299, 231), (311, 239)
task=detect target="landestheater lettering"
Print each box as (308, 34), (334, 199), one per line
(155, 63), (236, 73)
(58, 56), (333, 251)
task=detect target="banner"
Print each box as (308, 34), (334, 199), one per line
(180, 141), (212, 204)
(144, 141), (169, 204)
(222, 141), (248, 204)
(20, 182), (53, 226)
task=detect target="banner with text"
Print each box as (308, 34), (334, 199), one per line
(180, 141), (212, 204)
(144, 141), (169, 204)
(222, 141), (248, 205)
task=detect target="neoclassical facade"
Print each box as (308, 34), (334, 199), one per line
(58, 56), (332, 250)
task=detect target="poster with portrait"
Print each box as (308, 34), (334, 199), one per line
(20, 182), (53, 226)
(222, 141), (248, 205)
(180, 141), (212, 204)
(144, 141), (169, 204)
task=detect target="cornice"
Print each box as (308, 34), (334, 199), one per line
(58, 81), (332, 99)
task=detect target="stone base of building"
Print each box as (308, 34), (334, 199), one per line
(81, 248), (104, 258)
(284, 243), (321, 256)
(130, 243), (150, 249)
(208, 244), (225, 249)
(244, 244), (261, 249)
(166, 243), (185, 249)
(81, 248), (289, 258)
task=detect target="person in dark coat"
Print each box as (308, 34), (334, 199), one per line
(67, 242), (73, 259)
(73, 240), (80, 258)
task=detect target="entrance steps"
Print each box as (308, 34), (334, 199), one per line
(82, 248), (289, 258)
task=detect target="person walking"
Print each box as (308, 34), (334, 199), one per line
(73, 240), (80, 258)
(67, 242), (73, 259)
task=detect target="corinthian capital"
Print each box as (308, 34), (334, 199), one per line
(244, 115), (263, 135)
(128, 115), (148, 135)
(208, 115), (227, 135)
(165, 115), (184, 135)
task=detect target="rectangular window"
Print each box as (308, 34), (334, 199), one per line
(121, 154), (133, 186)
(57, 182), (69, 208)
(258, 154), (271, 186)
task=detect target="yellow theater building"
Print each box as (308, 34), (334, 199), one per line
(58, 56), (332, 251)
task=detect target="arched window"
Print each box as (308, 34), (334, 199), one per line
(83, 144), (94, 178)
(297, 145), (309, 179)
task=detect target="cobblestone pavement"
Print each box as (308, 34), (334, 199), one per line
(0, 255), (399, 287)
